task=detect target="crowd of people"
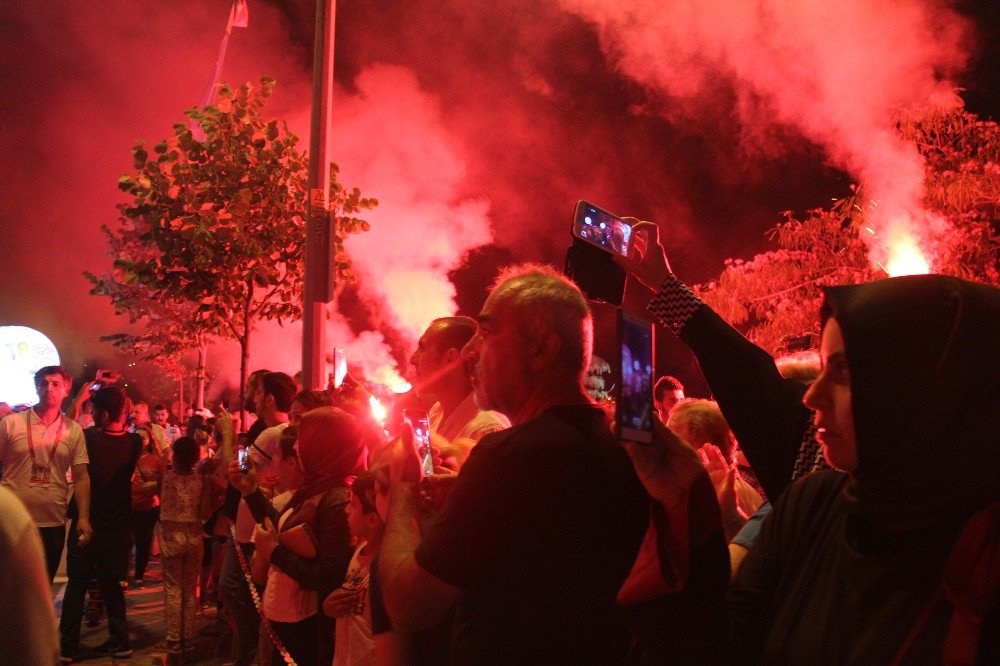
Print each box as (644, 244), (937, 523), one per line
(0, 222), (997, 665)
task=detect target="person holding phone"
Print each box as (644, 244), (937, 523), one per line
(408, 316), (510, 469)
(379, 265), (652, 663)
(228, 407), (366, 665)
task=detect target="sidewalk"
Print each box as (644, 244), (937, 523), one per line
(54, 558), (232, 665)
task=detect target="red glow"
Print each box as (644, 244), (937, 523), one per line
(369, 395), (388, 424)
(885, 232), (931, 277)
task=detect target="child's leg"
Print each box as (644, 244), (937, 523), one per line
(160, 527), (182, 641)
(182, 528), (204, 639)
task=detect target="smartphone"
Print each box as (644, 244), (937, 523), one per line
(237, 447), (251, 474)
(333, 348), (347, 389)
(572, 200), (634, 258)
(402, 409), (434, 477)
(619, 311), (655, 444)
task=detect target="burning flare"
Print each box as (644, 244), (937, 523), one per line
(885, 233), (931, 277)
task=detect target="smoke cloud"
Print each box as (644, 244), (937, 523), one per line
(558, 0), (972, 269)
(0, 0), (992, 404)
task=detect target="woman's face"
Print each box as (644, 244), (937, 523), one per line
(803, 318), (858, 473)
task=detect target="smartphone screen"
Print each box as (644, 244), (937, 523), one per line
(237, 448), (250, 473)
(572, 200), (633, 257)
(619, 311), (654, 444)
(402, 409), (434, 477)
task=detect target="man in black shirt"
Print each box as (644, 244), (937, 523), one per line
(380, 264), (649, 663)
(59, 386), (141, 662)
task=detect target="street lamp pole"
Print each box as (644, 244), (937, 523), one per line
(302, 0), (337, 389)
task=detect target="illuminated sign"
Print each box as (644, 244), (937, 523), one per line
(0, 326), (61, 407)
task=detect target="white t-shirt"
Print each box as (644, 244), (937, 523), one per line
(333, 542), (375, 666)
(428, 394), (509, 443)
(0, 410), (88, 527)
(0, 487), (59, 665)
(235, 423), (287, 543)
(257, 490), (319, 623)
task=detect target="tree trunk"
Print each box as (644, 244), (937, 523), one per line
(238, 332), (250, 432)
(196, 341), (208, 410)
(177, 371), (185, 424)
(239, 282), (254, 432)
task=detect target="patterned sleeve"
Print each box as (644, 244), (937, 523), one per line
(647, 273), (703, 335)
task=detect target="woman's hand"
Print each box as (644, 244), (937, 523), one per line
(253, 517), (280, 561)
(227, 460), (258, 497)
(612, 219), (672, 290)
(323, 587), (360, 618)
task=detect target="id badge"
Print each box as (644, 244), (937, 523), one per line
(29, 464), (51, 487)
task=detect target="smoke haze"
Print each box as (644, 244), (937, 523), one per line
(0, 0), (995, 402)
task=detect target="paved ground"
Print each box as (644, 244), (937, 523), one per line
(54, 557), (234, 665)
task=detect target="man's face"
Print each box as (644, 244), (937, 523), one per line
(656, 390), (684, 424)
(246, 377), (263, 414)
(462, 292), (532, 417)
(153, 408), (169, 426)
(409, 325), (451, 397)
(36, 374), (70, 409)
(132, 404), (150, 425)
(803, 318), (858, 473)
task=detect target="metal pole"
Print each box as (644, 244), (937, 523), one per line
(302, 0), (337, 390)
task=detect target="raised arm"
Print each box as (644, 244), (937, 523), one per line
(615, 220), (817, 500)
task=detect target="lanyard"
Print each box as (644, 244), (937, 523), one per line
(25, 410), (64, 467)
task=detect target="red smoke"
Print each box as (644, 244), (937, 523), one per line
(559, 0), (971, 272)
(0, 0), (991, 402)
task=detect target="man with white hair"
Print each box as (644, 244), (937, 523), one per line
(380, 264), (649, 662)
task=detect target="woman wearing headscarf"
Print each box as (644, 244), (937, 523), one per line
(727, 274), (999, 663)
(230, 407), (367, 665)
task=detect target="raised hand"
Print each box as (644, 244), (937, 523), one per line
(613, 219), (672, 290)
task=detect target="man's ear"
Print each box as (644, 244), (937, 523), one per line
(443, 347), (461, 364)
(529, 329), (562, 370)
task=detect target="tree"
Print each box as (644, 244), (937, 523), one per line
(86, 222), (214, 410)
(106, 76), (376, 421)
(696, 107), (1000, 355)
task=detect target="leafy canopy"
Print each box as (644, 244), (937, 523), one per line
(697, 108), (1000, 355)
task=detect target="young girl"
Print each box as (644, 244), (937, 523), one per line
(324, 471), (383, 666)
(130, 427), (165, 588)
(157, 436), (212, 653)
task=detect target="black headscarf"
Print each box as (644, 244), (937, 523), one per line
(822, 274), (1000, 532)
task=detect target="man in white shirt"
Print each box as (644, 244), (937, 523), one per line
(153, 404), (182, 444)
(0, 365), (91, 581)
(219, 371), (296, 666)
(132, 401), (169, 453)
(410, 317), (509, 466)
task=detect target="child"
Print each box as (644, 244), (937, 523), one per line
(323, 472), (383, 666)
(157, 436), (212, 653)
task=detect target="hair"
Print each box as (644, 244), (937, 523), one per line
(34, 365), (72, 387)
(291, 389), (332, 413)
(351, 471), (379, 515)
(184, 415), (205, 439)
(261, 372), (298, 413)
(775, 350), (822, 384)
(654, 375), (684, 402)
(153, 403), (167, 412)
(90, 386), (130, 424)
(428, 316), (478, 353)
(194, 425), (212, 446)
(171, 436), (201, 472)
(491, 263), (593, 378)
(279, 425), (299, 461)
(668, 398), (738, 462)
